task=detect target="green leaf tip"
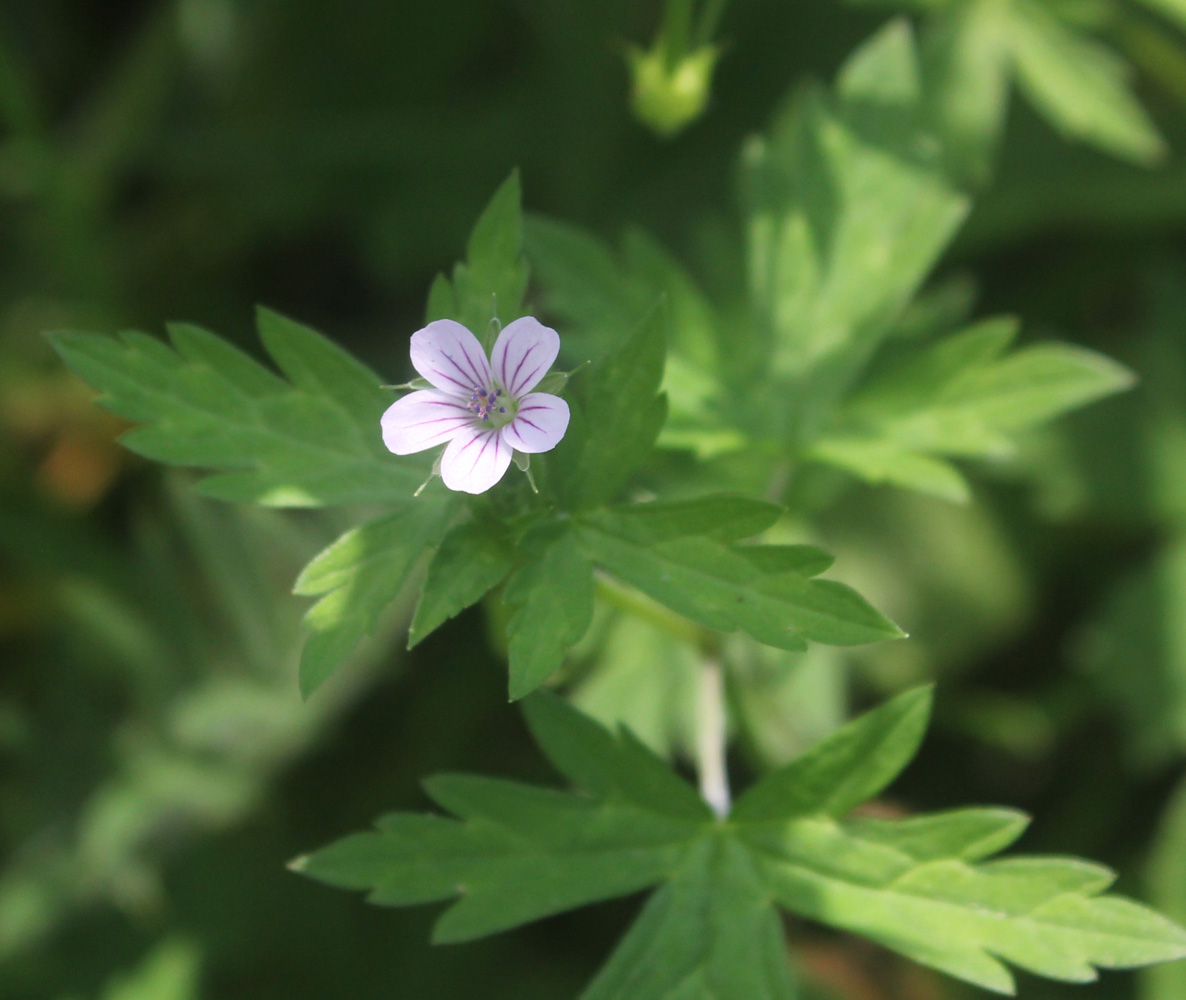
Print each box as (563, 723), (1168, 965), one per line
(733, 685), (934, 821)
(432, 170), (530, 334)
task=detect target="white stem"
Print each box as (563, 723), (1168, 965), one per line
(697, 656), (730, 817)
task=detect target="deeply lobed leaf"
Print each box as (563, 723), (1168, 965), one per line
(298, 695), (710, 943)
(51, 312), (420, 507)
(296, 691), (1186, 998)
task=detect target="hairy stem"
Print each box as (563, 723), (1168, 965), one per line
(697, 655), (730, 817)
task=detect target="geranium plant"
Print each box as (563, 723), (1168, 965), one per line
(49, 15), (1186, 998)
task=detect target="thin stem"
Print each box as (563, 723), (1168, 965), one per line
(660, 0), (694, 66)
(696, 655), (730, 817)
(593, 572), (706, 646)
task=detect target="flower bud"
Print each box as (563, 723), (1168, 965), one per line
(627, 43), (720, 138)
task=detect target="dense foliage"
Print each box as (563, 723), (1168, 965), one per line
(7, 1), (1186, 998)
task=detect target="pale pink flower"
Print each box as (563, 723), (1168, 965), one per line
(381, 317), (570, 494)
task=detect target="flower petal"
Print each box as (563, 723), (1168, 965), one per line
(501, 393), (570, 453)
(491, 317), (560, 397)
(409, 319), (493, 395)
(380, 389), (474, 455)
(440, 425), (514, 494)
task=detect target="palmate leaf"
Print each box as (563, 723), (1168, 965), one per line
(296, 690), (1186, 998)
(810, 316), (1136, 501)
(50, 311), (420, 507)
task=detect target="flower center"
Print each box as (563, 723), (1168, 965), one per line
(467, 384), (514, 429)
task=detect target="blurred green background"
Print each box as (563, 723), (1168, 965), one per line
(6, 1), (1186, 997)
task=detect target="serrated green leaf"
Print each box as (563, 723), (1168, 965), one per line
(811, 317), (1135, 500)
(526, 216), (733, 458)
(1009, 0), (1166, 164)
(843, 807), (1030, 862)
(750, 822), (1186, 993)
(298, 698), (710, 945)
(732, 686), (933, 822)
(50, 316), (420, 507)
(579, 837), (797, 1000)
(298, 692), (1186, 999)
(255, 308), (385, 426)
(443, 171), (531, 337)
(502, 529), (595, 701)
(576, 507), (903, 651)
(408, 519), (514, 647)
(293, 497), (454, 696)
(299, 794), (690, 944)
(734, 545), (836, 577)
(554, 304), (668, 510)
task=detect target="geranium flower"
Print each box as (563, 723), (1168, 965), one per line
(381, 317), (570, 494)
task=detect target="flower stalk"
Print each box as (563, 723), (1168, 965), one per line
(696, 654), (730, 817)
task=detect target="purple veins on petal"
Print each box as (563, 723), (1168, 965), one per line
(387, 316), (570, 494)
(492, 317), (560, 397)
(440, 425), (513, 494)
(409, 319), (493, 394)
(501, 393), (570, 454)
(381, 389), (475, 455)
